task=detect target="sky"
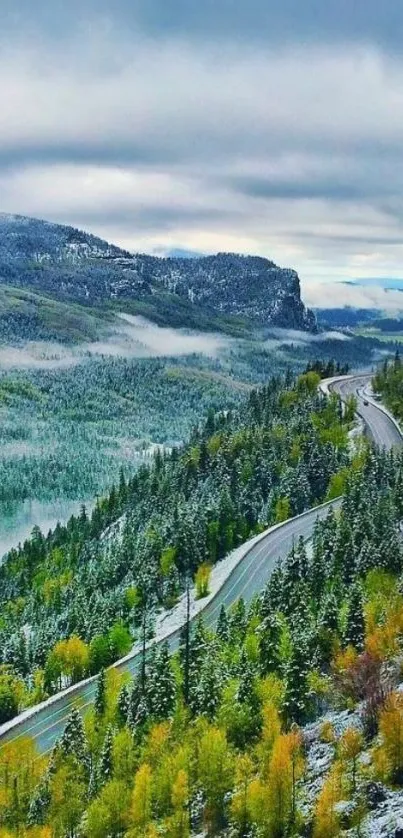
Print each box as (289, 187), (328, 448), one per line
(2, 1), (403, 307)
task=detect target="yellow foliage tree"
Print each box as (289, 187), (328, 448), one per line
(131, 763), (153, 835)
(49, 762), (87, 838)
(153, 744), (190, 818)
(85, 779), (131, 838)
(112, 727), (137, 781)
(255, 701), (281, 777)
(267, 730), (304, 832)
(0, 737), (45, 828)
(195, 563), (212, 599)
(379, 692), (403, 783)
(338, 727), (363, 791)
(197, 725), (233, 832)
(274, 497), (291, 523)
(164, 769), (189, 838)
(313, 764), (344, 838)
(51, 635), (89, 684)
(230, 754), (255, 835)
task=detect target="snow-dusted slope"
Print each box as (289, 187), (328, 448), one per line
(0, 214), (316, 331)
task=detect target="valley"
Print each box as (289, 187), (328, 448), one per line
(0, 216), (392, 560)
(1, 214), (403, 837)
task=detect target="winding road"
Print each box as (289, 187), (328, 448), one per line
(0, 374), (401, 755)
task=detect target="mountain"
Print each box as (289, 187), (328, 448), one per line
(0, 213), (316, 334)
(314, 307), (379, 328)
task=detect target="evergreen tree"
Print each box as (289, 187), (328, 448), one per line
(98, 725), (114, 786)
(237, 651), (260, 716)
(59, 707), (90, 773)
(345, 584), (365, 651)
(94, 668), (106, 720)
(148, 641), (176, 719)
(117, 683), (130, 726)
(259, 614), (282, 675)
(216, 605), (229, 644)
(27, 781), (51, 826)
(319, 589), (339, 633)
(283, 637), (311, 724)
(194, 655), (223, 719)
(127, 676), (144, 732)
(229, 598), (247, 643)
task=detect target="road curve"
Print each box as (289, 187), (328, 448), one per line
(331, 374), (403, 450)
(1, 375), (401, 754)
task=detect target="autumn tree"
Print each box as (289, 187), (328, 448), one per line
(379, 692), (403, 783)
(130, 763), (153, 835)
(230, 754), (255, 836)
(338, 727), (363, 792)
(313, 763), (343, 838)
(85, 779), (131, 838)
(197, 724), (233, 833)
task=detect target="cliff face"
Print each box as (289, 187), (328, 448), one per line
(0, 215), (316, 332)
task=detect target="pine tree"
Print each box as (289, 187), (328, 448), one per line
(98, 725), (114, 786)
(216, 605), (229, 644)
(260, 564), (283, 617)
(94, 668), (106, 720)
(148, 641), (176, 719)
(237, 652), (260, 715)
(27, 781), (51, 826)
(88, 765), (99, 800)
(345, 584), (365, 651)
(194, 655), (223, 719)
(59, 707), (90, 772)
(259, 614), (282, 675)
(357, 537), (375, 576)
(127, 676), (144, 732)
(117, 683), (130, 726)
(320, 590), (339, 633)
(283, 637), (311, 724)
(229, 598), (247, 643)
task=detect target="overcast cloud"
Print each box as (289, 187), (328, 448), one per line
(2, 2), (403, 307)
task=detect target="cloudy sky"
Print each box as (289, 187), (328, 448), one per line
(2, 1), (403, 306)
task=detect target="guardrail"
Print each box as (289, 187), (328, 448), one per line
(0, 495), (342, 742)
(4, 373), (398, 744)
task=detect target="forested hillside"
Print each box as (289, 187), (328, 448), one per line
(1, 445), (403, 836)
(0, 214), (316, 333)
(0, 356), (250, 505)
(0, 371), (354, 723)
(373, 352), (403, 424)
(0, 329), (376, 509)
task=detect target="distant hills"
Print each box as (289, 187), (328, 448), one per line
(0, 214), (316, 338)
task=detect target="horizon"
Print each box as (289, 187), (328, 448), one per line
(2, 0), (403, 315)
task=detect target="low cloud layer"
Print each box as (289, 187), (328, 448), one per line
(304, 282), (403, 313)
(0, 316), (354, 372)
(1, 4), (403, 292)
(0, 316), (233, 370)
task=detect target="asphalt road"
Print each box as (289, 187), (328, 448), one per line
(331, 374), (403, 450)
(1, 375), (401, 755)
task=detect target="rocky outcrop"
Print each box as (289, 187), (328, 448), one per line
(0, 215), (316, 332)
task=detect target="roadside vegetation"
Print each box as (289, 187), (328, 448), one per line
(373, 351), (403, 424)
(0, 370), (354, 723)
(1, 445), (403, 835)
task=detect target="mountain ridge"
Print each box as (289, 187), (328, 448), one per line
(0, 213), (317, 333)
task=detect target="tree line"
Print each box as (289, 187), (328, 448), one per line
(1, 445), (403, 834)
(0, 370), (353, 723)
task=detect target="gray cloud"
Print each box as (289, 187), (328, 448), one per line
(1, 9), (403, 294)
(3, 0), (403, 50)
